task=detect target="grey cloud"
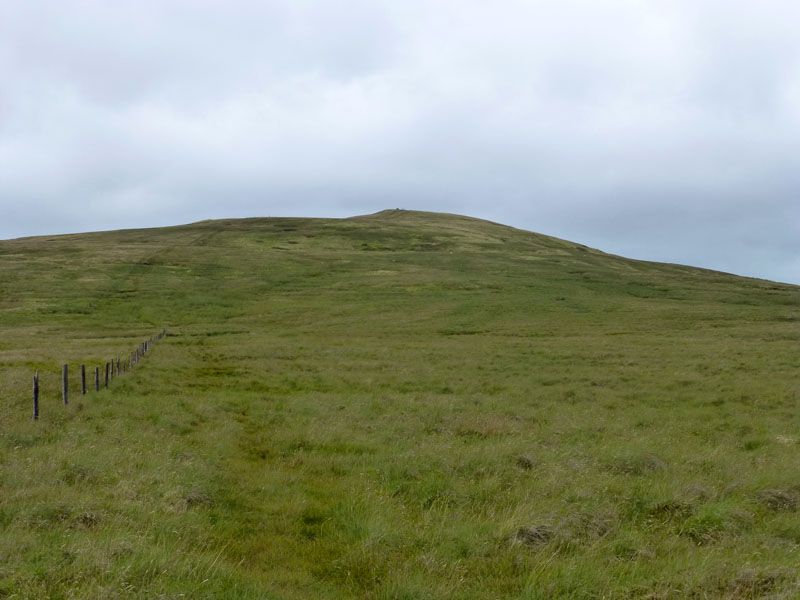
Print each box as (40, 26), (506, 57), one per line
(1, 0), (799, 282)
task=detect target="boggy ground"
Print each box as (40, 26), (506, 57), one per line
(1, 210), (800, 598)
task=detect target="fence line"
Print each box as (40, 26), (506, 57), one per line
(32, 328), (167, 420)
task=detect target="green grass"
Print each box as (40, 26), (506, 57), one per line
(2, 208), (800, 598)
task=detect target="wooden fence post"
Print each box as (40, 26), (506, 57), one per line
(62, 364), (68, 405)
(116, 358), (120, 377)
(105, 363), (109, 388)
(95, 367), (100, 391)
(81, 364), (86, 394)
(33, 371), (39, 420)
(109, 360), (114, 383)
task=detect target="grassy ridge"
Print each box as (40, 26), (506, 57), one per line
(2, 209), (800, 598)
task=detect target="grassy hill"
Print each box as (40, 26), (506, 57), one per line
(2, 209), (800, 598)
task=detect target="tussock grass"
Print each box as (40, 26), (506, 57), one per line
(2, 209), (800, 597)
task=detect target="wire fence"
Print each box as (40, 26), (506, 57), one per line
(32, 328), (167, 420)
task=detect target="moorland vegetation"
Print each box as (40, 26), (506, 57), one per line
(1, 209), (800, 598)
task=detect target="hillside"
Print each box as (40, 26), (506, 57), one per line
(1, 210), (800, 598)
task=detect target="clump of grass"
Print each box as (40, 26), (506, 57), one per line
(679, 500), (754, 544)
(719, 568), (796, 597)
(513, 524), (554, 547)
(647, 499), (694, 524)
(511, 510), (615, 553)
(515, 454), (537, 470)
(756, 488), (799, 512)
(740, 438), (768, 451)
(607, 452), (668, 475)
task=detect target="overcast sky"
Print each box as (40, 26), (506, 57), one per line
(2, 1), (799, 283)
